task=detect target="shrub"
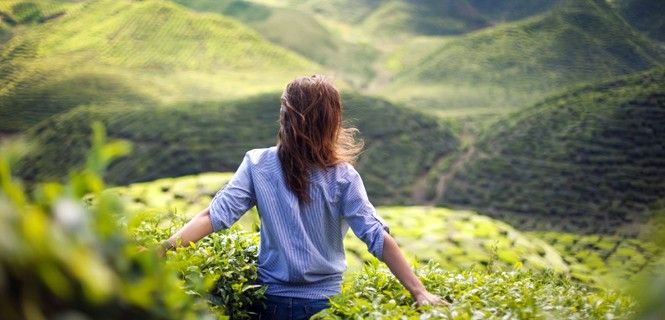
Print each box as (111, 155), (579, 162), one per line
(0, 123), (214, 319)
(314, 261), (635, 319)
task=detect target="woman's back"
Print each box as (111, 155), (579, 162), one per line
(208, 146), (390, 299)
(160, 75), (446, 319)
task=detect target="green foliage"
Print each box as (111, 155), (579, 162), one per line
(313, 262), (634, 319)
(532, 231), (663, 286)
(0, 123), (216, 319)
(108, 171), (642, 319)
(109, 174), (665, 289)
(343, 207), (569, 273)
(19, 93), (458, 205)
(0, 71), (156, 132)
(103, 171), (571, 274)
(129, 210), (265, 319)
(441, 67), (665, 234)
(3, 124), (635, 319)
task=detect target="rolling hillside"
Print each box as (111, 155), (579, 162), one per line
(437, 67), (665, 235)
(0, 0), (319, 132)
(613, 0), (665, 43)
(379, 0), (665, 112)
(467, 0), (561, 22)
(360, 0), (489, 38)
(19, 93), (458, 204)
(0, 0), (78, 55)
(172, 0), (378, 87)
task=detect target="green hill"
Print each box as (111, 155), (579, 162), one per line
(613, 0), (665, 43)
(0, 0), (319, 132)
(262, 0), (491, 38)
(0, 0), (73, 48)
(467, 0), (562, 22)
(379, 0), (665, 113)
(436, 67), (665, 235)
(18, 93), (458, 204)
(360, 0), (489, 37)
(274, 0), (382, 24)
(172, 0), (378, 87)
(0, 0), (70, 27)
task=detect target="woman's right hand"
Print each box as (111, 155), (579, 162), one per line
(413, 290), (450, 307)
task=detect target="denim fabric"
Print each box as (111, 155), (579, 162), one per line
(249, 294), (331, 320)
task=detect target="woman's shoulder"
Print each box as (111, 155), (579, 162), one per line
(244, 146), (279, 167)
(329, 162), (361, 183)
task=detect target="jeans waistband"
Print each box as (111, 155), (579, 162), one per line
(264, 293), (329, 304)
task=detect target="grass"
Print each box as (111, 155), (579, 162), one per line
(438, 67), (665, 235)
(0, 0), (320, 132)
(18, 92), (459, 205)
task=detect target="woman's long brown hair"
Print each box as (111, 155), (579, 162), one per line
(277, 75), (363, 203)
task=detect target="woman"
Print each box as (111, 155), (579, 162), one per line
(160, 75), (447, 319)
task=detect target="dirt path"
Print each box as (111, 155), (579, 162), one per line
(411, 122), (476, 204)
(428, 144), (475, 205)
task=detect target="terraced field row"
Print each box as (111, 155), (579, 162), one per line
(20, 93), (458, 205)
(441, 67), (665, 235)
(108, 172), (664, 287)
(0, 0), (319, 132)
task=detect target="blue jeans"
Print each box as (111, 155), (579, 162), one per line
(249, 294), (331, 320)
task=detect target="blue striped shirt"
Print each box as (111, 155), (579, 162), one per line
(209, 146), (390, 299)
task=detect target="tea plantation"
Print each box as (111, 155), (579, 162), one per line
(381, 0), (665, 111)
(108, 171), (663, 286)
(0, 131), (644, 319)
(0, 0), (319, 132)
(440, 67), (665, 235)
(18, 93), (458, 204)
(2, 0), (665, 319)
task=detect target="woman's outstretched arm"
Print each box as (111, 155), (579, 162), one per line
(382, 230), (449, 307)
(159, 207), (214, 255)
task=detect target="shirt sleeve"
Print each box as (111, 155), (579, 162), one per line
(209, 152), (256, 232)
(340, 165), (391, 262)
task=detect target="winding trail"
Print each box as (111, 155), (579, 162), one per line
(411, 122), (477, 205)
(428, 144), (475, 205)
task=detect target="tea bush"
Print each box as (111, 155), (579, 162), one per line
(0, 123), (214, 319)
(314, 261), (635, 319)
(0, 123), (640, 319)
(128, 209), (265, 319)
